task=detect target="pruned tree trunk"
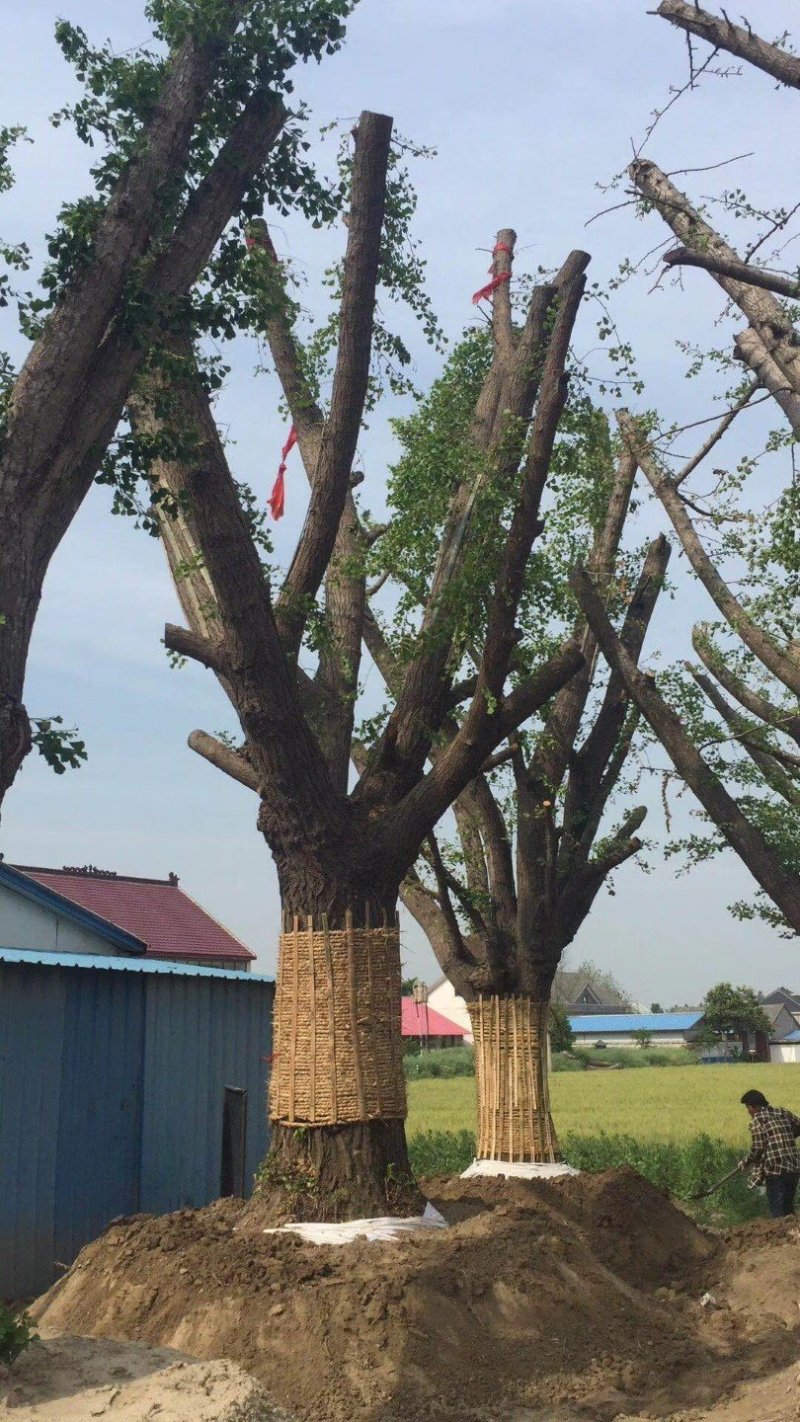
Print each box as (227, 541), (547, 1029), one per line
(470, 995), (559, 1164)
(265, 900), (420, 1217)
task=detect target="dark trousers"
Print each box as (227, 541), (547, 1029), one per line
(765, 1170), (799, 1217)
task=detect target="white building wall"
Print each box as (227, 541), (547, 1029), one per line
(769, 1042), (800, 1064)
(427, 979), (474, 1044)
(571, 1029), (691, 1049)
(0, 882), (122, 956)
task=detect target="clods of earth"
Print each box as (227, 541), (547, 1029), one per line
(24, 1169), (800, 1422)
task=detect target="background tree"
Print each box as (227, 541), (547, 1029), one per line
(549, 1004), (574, 1055)
(128, 214), (588, 1214)
(702, 982), (770, 1059)
(573, 5), (800, 940)
(366, 340), (666, 1165)
(0, 0), (360, 810)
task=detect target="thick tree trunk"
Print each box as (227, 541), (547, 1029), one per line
(469, 995), (560, 1164)
(263, 889), (422, 1219)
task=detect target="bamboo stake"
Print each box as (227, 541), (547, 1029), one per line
(345, 909), (366, 1118)
(321, 913), (338, 1121)
(307, 916), (316, 1121)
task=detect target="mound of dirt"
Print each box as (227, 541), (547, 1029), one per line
(0, 1332), (292, 1421)
(710, 1216), (800, 1329)
(32, 1172), (800, 1422)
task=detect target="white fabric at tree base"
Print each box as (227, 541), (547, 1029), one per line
(262, 1200), (448, 1245)
(461, 1159), (580, 1180)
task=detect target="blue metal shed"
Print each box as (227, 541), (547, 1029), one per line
(0, 948), (274, 1298)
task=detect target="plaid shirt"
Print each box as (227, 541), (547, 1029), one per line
(743, 1105), (800, 1186)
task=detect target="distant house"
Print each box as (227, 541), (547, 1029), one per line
(552, 969), (630, 1016)
(770, 1029), (800, 1065)
(0, 862), (255, 971)
(401, 997), (465, 1049)
(761, 986), (800, 1028)
(759, 1000), (799, 1044)
(569, 1011), (705, 1049)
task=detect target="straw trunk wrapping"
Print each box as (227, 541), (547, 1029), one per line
(468, 995), (560, 1162)
(269, 912), (406, 1125)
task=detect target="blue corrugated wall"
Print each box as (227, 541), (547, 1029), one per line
(0, 960), (273, 1298)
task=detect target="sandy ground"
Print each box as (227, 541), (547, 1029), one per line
(0, 1331), (293, 1421)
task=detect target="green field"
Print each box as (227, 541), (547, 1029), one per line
(407, 1063), (800, 1149)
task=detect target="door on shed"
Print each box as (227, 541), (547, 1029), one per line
(54, 970), (144, 1270)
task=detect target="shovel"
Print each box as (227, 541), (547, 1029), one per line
(689, 1163), (743, 1200)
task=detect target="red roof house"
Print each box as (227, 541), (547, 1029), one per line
(401, 996), (465, 1046)
(8, 864), (255, 969)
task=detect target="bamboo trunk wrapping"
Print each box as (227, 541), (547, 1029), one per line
(270, 913), (406, 1125)
(468, 995), (560, 1163)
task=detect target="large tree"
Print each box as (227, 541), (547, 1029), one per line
(128, 211), (590, 1214)
(572, 4), (800, 938)
(0, 0), (356, 807)
(364, 344), (667, 1165)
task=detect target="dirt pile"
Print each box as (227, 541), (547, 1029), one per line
(33, 1172), (800, 1422)
(0, 1333), (292, 1421)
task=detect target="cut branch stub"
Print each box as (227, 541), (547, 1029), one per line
(269, 913), (406, 1126)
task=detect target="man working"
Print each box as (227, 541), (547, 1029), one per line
(739, 1089), (800, 1217)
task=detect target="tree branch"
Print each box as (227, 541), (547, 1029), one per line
(655, 2), (800, 90)
(276, 111), (393, 654)
(629, 159), (800, 425)
(691, 669), (800, 809)
(6, 4), (250, 486)
(164, 623), (228, 677)
(564, 533), (671, 866)
(32, 89), (287, 552)
(672, 381), (759, 487)
(663, 245), (800, 300)
(570, 564), (800, 934)
(188, 729), (260, 793)
(692, 625), (800, 745)
(618, 410), (800, 697)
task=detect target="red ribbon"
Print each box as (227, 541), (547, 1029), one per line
(268, 425), (296, 520)
(471, 241), (513, 304)
(472, 272), (510, 305)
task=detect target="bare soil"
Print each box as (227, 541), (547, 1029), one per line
(0, 1333), (292, 1420)
(31, 1171), (800, 1422)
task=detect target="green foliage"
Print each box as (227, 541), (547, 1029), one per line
(553, 1046), (697, 1071)
(31, 717), (88, 775)
(631, 1028), (653, 1050)
(404, 1046), (475, 1080)
(407, 1130), (763, 1226)
(702, 983), (770, 1044)
(0, 1305), (37, 1368)
(549, 1003), (575, 1054)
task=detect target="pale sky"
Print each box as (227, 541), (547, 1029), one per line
(2, 0), (799, 1005)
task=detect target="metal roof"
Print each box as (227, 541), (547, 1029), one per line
(401, 998), (465, 1037)
(0, 862), (146, 954)
(0, 946), (272, 983)
(776, 1028), (800, 1043)
(11, 864), (255, 963)
(569, 1011), (703, 1034)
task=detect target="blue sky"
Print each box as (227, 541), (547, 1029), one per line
(2, 0), (799, 1004)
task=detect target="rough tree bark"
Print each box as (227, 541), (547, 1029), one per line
(0, 7), (286, 808)
(132, 180), (590, 1210)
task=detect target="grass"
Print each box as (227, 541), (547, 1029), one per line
(406, 1063), (800, 1226)
(403, 1046), (699, 1078)
(407, 1062), (800, 1145)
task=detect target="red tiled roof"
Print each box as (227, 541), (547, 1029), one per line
(401, 997), (465, 1039)
(11, 866), (255, 964)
